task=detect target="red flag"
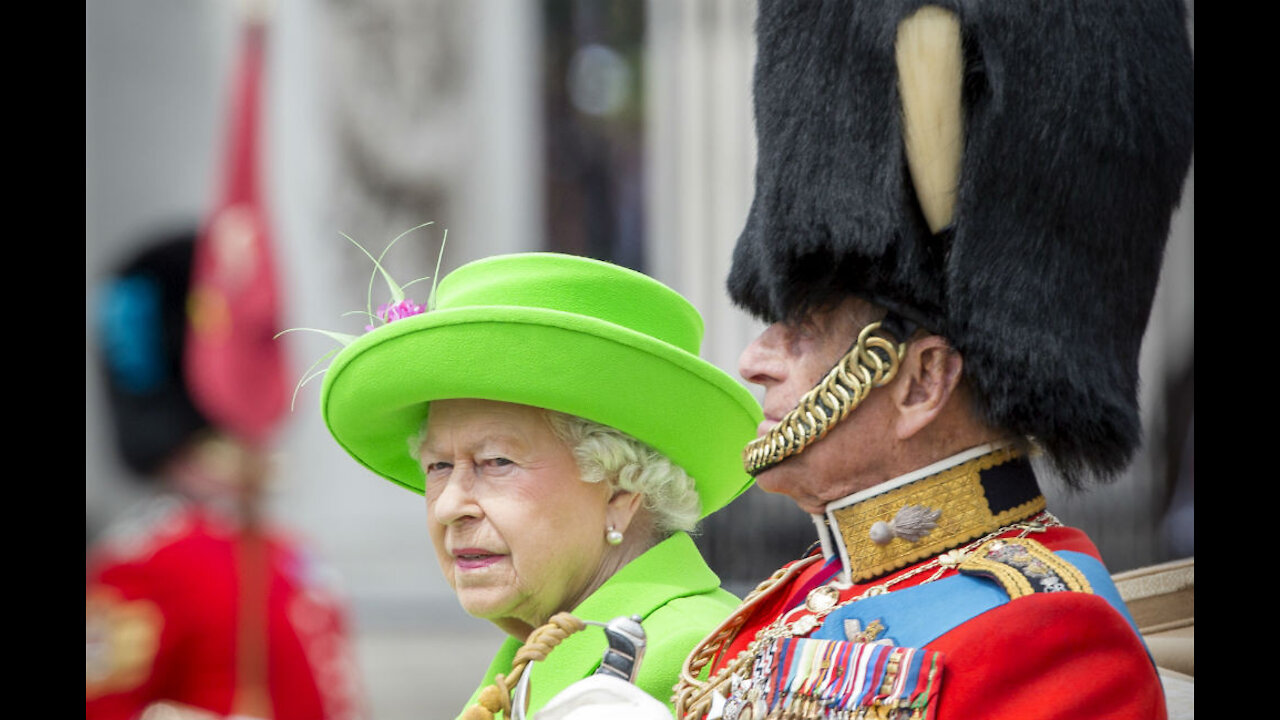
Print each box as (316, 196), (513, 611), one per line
(184, 16), (290, 448)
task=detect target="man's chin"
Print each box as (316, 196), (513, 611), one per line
(752, 463), (825, 515)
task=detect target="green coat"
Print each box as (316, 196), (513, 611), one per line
(459, 531), (738, 718)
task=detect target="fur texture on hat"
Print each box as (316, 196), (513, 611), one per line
(729, 0), (1194, 486)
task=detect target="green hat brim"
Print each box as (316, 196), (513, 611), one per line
(320, 304), (762, 518)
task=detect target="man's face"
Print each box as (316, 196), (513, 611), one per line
(737, 297), (898, 513)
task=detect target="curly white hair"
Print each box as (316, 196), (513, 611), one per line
(543, 410), (701, 536)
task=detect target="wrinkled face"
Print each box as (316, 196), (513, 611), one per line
(419, 399), (612, 633)
(737, 298), (898, 513)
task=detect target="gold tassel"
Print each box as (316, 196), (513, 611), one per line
(460, 612), (587, 719)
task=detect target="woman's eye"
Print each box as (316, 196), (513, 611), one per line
(483, 457), (514, 469)
(425, 461), (452, 475)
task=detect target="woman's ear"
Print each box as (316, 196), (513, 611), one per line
(605, 489), (645, 536)
(890, 335), (964, 441)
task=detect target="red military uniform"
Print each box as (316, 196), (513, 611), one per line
(673, 446), (1165, 719)
(86, 495), (365, 720)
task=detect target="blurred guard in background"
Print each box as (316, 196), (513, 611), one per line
(87, 2), (365, 715)
(87, 230), (365, 720)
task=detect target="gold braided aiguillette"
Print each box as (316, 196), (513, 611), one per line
(744, 322), (905, 475)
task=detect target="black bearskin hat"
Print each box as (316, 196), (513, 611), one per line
(95, 230), (211, 477)
(728, 0), (1194, 486)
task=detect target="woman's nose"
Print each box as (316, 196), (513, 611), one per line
(430, 469), (481, 525)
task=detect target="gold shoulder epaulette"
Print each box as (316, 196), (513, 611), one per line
(957, 538), (1092, 600)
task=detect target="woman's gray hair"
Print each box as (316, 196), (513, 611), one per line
(543, 411), (701, 536)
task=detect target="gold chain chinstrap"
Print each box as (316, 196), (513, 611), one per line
(744, 322), (906, 475)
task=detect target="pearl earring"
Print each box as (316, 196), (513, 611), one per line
(606, 526), (624, 546)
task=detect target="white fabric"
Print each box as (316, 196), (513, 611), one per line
(532, 675), (673, 720)
(1160, 668), (1194, 720)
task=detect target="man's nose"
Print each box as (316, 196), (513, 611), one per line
(739, 323), (788, 388)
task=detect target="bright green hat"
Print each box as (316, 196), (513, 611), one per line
(319, 252), (762, 518)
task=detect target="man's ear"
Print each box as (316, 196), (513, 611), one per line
(890, 335), (964, 441)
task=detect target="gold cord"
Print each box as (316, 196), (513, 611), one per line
(743, 322), (905, 475)
(459, 613), (587, 720)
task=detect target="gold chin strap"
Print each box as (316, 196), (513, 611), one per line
(744, 321), (906, 475)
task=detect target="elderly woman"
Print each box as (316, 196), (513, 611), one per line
(317, 252), (762, 717)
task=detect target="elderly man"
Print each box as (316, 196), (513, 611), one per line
(533, 1), (1194, 719)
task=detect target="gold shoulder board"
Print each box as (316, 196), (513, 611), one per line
(957, 538), (1092, 600)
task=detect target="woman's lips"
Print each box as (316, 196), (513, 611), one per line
(453, 549), (503, 570)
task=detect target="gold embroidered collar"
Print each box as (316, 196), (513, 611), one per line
(814, 443), (1046, 584)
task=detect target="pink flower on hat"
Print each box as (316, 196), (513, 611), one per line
(366, 299), (425, 332)
(277, 222), (445, 411)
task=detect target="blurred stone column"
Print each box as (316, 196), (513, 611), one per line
(319, 0), (543, 292)
(644, 0), (814, 592)
(645, 0), (759, 382)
